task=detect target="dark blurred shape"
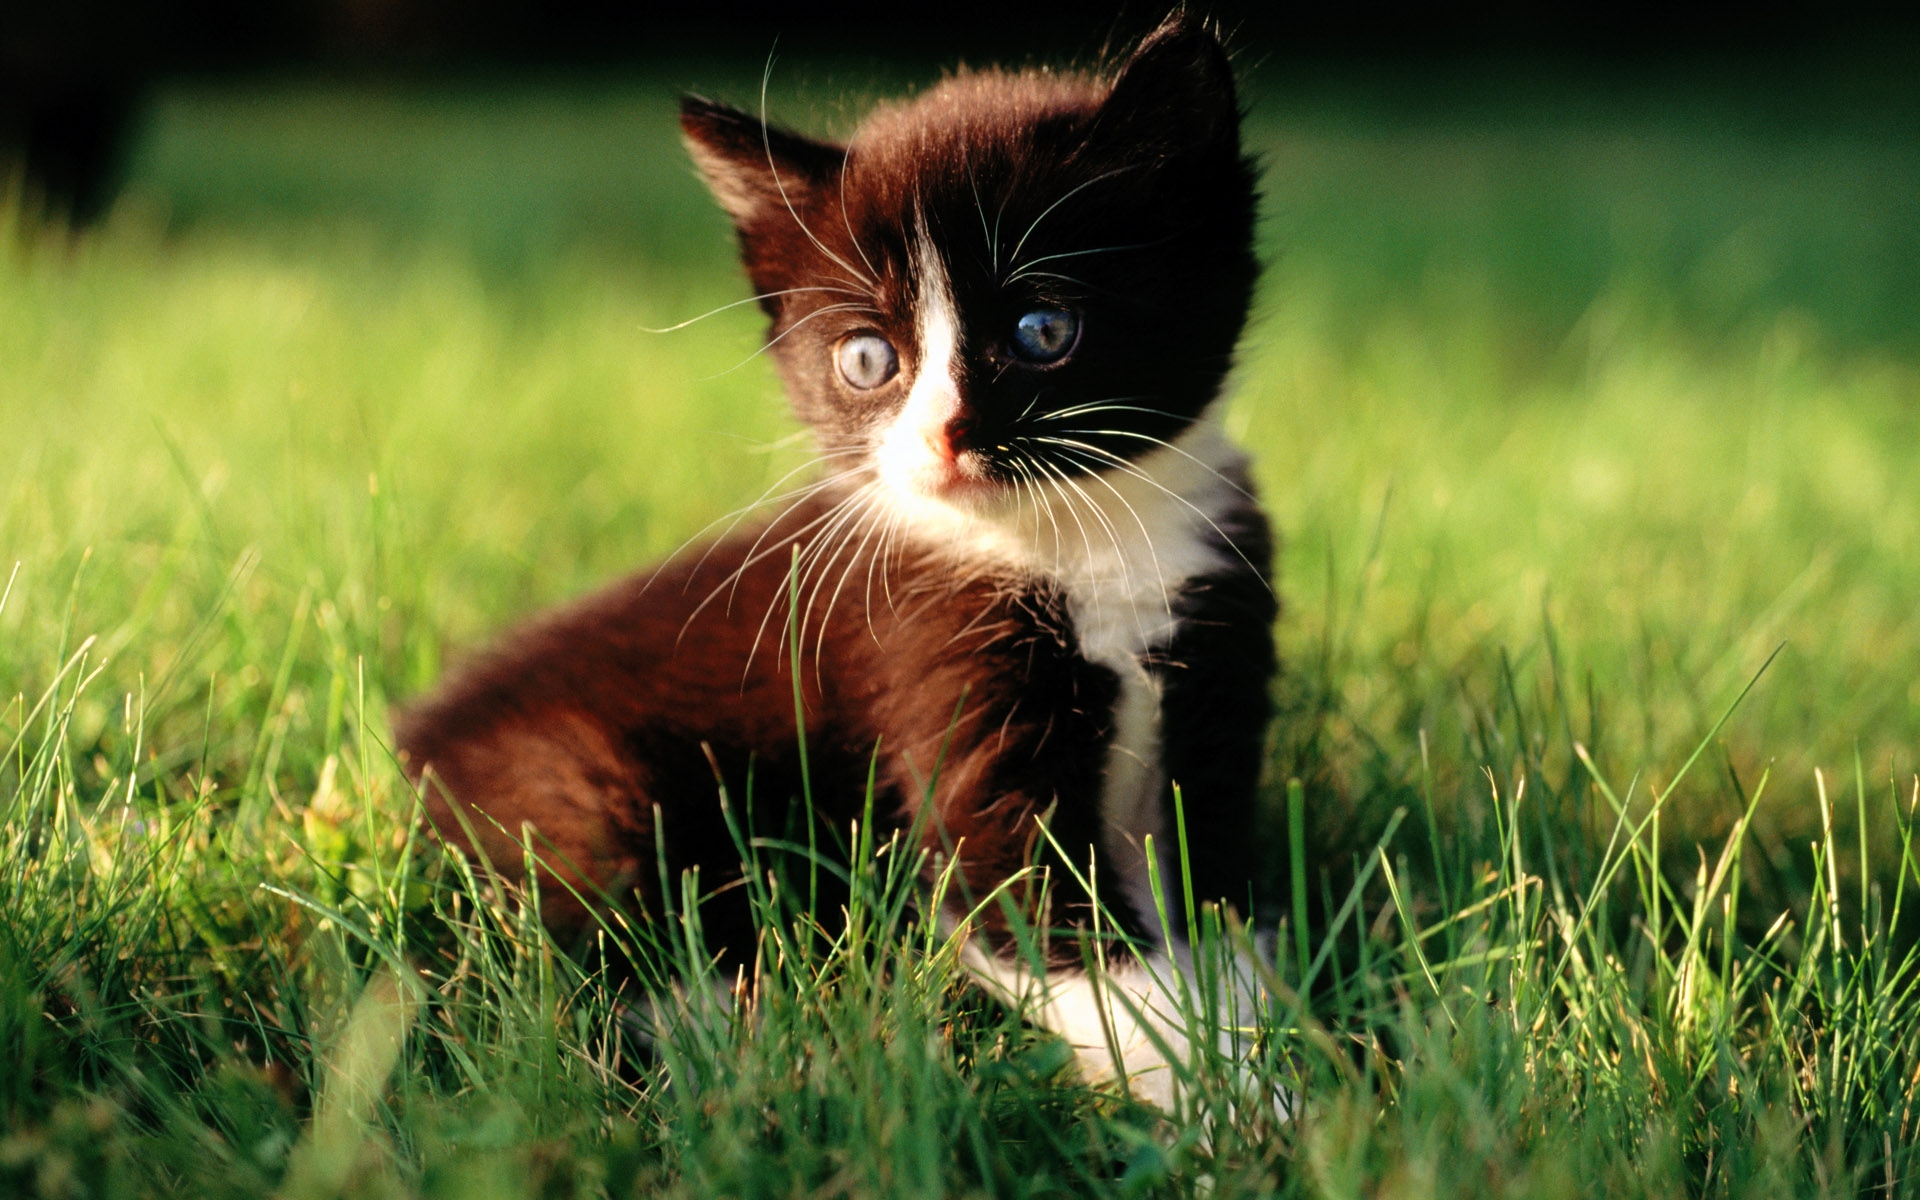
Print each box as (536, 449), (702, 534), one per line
(4, 0), (1917, 225)
(3, 79), (134, 223)
(2, 0), (328, 223)
(2, 2), (139, 223)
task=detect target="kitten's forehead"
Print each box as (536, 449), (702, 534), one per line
(852, 71), (1101, 162)
(837, 70), (1107, 239)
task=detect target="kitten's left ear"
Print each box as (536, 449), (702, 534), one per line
(680, 96), (845, 230)
(1096, 17), (1242, 156)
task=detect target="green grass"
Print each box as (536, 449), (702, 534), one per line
(4, 58), (1920, 1197)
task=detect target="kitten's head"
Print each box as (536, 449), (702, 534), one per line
(682, 17), (1258, 533)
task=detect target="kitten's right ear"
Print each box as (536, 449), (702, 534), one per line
(680, 96), (844, 230)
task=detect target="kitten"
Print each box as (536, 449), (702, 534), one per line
(396, 16), (1276, 1108)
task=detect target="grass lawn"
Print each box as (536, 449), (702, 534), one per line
(3, 52), (1918, 1197)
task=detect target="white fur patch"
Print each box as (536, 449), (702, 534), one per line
(874, 229), (965, 505)
(963, 943), (1185, 1107)
(962, 940), (1277, 1112)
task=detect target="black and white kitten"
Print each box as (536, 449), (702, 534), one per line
(398, 17), (1276, 1106)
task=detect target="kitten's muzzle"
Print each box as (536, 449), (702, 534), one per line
(929, 414), (977, 463)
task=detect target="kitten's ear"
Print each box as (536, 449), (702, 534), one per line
(1097, 17), (1241, 155)
(680, 96), (844, 229)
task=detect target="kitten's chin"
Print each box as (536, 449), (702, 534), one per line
(892, 474), (1011, 517)
(925, 472), (1006, 509)
(876, 449), (1006, 512)
(874, 462), (1022, 545)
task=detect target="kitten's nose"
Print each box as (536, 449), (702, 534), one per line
(931, 415), (975, 461)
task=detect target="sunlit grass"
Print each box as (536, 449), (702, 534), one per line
(2, 62), (1918, 1196)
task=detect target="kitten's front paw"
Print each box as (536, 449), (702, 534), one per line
(962, 941), (1294, 1119)
(1049, 953), (1294, 1122)
(1072, 1021), (1296, 1124)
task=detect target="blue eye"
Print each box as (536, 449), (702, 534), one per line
(836, 334), (898, 390)
(1010, 308), (1078, 364)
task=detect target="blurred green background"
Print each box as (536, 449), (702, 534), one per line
(2, 49), (1917, 884)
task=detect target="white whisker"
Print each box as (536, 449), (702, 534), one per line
(1026, 451), (1136, 623)
(1032, 452), (1140, 624)
(1045, 423), (1256, 501)
(999, 269), (1100, 290)
(967, 166), (1001, 277)
(1007, 165), (1138, 271)
(1030, 435), (1270, 592)
(639, 286), (866, 334)
(1071, 450), (1173, 622)
(675, 476), (867, 647)
(1004, 458), (1049, 560)
(757, 482), (874, 678)
(1033, 397), (1166, 423)
(862, 507), (904, 641)
(815, 501), (891, 664)
(701, 302), (876, 380)
(759, 58), (878, 290)
(1006, 239), (1164, 285)
(799, 491), (878, 653)
(667, 449), (869, 587)
(838, 143), (883, 284)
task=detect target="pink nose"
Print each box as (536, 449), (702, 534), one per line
(929, 415), (975, 462)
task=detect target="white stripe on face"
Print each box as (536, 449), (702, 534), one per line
(875, 227), (964, 504)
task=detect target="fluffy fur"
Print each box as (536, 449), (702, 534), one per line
(397, 16), (1277, 1107)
